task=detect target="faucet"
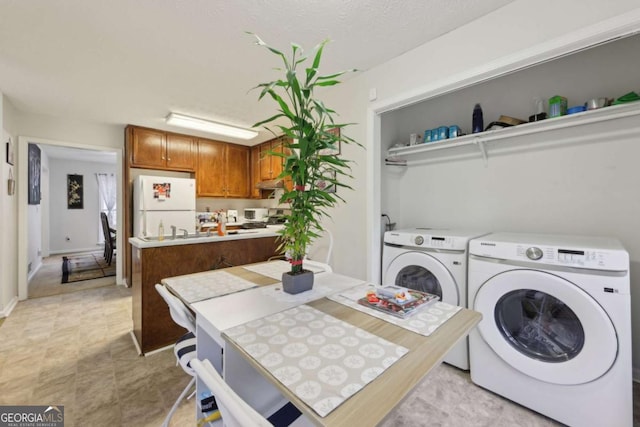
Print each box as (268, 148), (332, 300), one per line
(179, 228), (188, 238)
(170, 225), (177, 240)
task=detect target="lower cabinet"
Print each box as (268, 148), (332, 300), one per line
(131, 236), (279, 354)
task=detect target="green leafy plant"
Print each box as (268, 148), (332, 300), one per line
(250, 34), (360, 275)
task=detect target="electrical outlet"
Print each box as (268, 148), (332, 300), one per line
(37, 249), (41, 256)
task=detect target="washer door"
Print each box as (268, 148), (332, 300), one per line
(384, 251), (459, 306)
(474, 269), (617, 385)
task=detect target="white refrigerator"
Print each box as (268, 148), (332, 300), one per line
(133, 175), (196, 239)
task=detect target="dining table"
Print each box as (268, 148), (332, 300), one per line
(162, 260), (482, 427)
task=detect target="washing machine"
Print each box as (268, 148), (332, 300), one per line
(468, 232), (631, 426)
(382, 228), (489, 370)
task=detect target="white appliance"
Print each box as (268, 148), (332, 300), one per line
(133, 175), (196, 239)
(382, 228), (489, 370)
(468, 232), (631, 426)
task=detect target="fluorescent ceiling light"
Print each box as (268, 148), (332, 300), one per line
(165, 113), (258, 140)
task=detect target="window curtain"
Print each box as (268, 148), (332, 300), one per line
(96, 173), (117, 226)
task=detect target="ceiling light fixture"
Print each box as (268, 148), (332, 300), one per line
(165, 113), (258, 140)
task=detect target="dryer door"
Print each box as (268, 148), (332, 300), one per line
(474, 269), (617, 385)
(384, 251), (458, 306)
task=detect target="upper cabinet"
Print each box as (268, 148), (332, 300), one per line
(196, 139), (250, 198)
(128, 125), (195, 171)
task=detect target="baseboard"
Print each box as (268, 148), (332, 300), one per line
(50, 246), (103, 255)
(0, 296), (18, 318)
(27, 260), (43, 282)
(129, 330), (142, 356)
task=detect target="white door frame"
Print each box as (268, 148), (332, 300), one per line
(17, 136), (123, 300)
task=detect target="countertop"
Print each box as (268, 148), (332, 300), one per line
(129, 225), (283, 249)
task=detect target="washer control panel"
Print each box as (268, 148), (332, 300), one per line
(471, 240), (627, 271)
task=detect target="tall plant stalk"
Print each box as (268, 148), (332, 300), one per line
(250, 34), (359, 274)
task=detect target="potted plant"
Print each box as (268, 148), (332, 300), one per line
(250, 34), (359, 294)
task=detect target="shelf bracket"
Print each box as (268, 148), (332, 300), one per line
(475, 139), (488, 167)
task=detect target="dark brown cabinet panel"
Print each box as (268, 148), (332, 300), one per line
(131, 237), (280, 353)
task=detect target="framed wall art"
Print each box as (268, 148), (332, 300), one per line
(67, 174), (84, 209)
(5, 137), (14, 165)
(28, 143), (41, 205)
(316, 169), (336, 194)
(318, 127), (341, 156)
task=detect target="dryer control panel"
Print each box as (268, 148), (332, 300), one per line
(385, 232), (464, 251)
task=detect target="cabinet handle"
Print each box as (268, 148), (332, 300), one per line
(167, 157), (171, 161)
(161, 156), (165, 160)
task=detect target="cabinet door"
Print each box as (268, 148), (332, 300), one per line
(259, 142), (273, 180)
(250, 145), (262, 199)
(131, 127), (165, 169)
(271, 137), (287, 179)
(226, 144), (250, 198)
(166, 133), (195, 171)
(196, 139), (226, 197)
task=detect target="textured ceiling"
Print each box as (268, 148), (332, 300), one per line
(0, 0), (514, 145)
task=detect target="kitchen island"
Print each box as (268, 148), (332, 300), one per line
(129, 227), (283, 354)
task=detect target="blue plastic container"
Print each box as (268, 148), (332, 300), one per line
(424, 130), (431, 143)
(438, 126), (448, 140)
(431, 129), (439, 142)
(449, 125), (461, 138)
(567, 105), (586, 115)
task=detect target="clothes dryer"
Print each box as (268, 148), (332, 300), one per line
(382, 228), (489, 370)
(468, 232), (631, 426)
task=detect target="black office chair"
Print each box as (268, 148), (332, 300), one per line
(100, 212), (116, 265)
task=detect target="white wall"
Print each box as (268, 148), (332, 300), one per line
(323, 0), (640, 372)
(1, 94), (19, 316)
(49, 158), (117, 253)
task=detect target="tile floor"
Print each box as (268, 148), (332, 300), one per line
(28, 253), (116, 299)
(0, 285), (636, 426)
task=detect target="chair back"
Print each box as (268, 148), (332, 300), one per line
(100, 212), (112, 243)
(305, 228), (334, 266)
(191, 359), (273, 427)
(155, 284), (196, 334)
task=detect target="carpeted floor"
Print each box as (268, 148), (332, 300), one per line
(29, 252), (116, 299)
(62, 252), (116, 284)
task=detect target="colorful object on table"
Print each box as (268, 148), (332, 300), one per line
(358, 286), (440, 319)
(366, 290), (380, 303)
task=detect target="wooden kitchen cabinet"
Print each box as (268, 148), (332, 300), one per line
(128, 125), (195, 171)
(250, 144), (262, 198)
(259, 136), (286, 180)
(131, 236), (280, 353)
(196, 138), (250, 198)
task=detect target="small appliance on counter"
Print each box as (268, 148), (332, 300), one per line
(266, 208), (290, 225)
(244, 208), (269, 222)
(227, 209), (239, 223)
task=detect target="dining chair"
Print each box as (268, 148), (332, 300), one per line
(100, 212), (116, 265)
(191, 358), (310, 427)
(305, 228), (333, 266)
(155, 284), (197, 427)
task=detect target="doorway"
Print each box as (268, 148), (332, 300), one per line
(17, 136), (124, 301)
